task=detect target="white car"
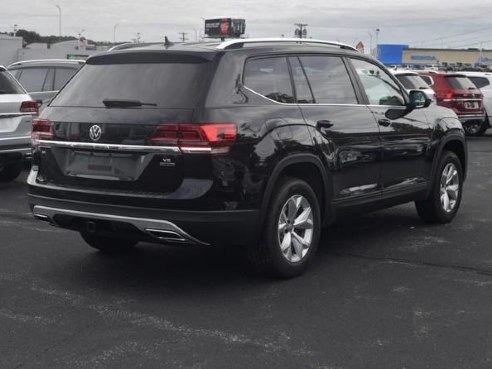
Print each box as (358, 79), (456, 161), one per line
(458, 71), (492, 135)
(0, 66), (37, 181)
(391, 70), (436, 102)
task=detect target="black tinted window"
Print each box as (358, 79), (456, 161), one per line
(54, 68), (78, 90)
(420, 75), (433, 86)
(289, 57), (314, 103)
(299, 56), (357, 104)
(51, 62), (211, 108)
(0, 70), (25, 94)
(17, 67), (49, 92)
(243, 57), (294, 103)
(468, 76), (490, 89)
(446, 76), (477, 90)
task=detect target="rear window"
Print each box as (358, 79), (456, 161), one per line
(395, 74), (429, 90)
(468, 76), (490, 89)
(0, 70), (25, 94)
(446, 76), (477, 90)
(15, 67), (50, 92)
(51, 60), (211, 109)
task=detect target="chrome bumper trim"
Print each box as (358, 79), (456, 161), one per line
(32, 205), (209, 246)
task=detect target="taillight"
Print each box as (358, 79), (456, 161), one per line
(150, 123), (237, 155)
(31, 118), (54, 145)
(20, 100), (39, 115)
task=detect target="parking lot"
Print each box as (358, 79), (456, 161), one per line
(0, 134), (491, 369)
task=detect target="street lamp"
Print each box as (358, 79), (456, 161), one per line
(375, 28), (380, 59)
(54, 4), (62, 41)
(113, 23), (119, 43)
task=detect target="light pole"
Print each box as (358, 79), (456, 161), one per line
(375, 28), (380, 59)
(54, 4), (62, 41)
(294, 23), (308, 39)
(113, 23), (119, 43)
(367, 32), (373, 56)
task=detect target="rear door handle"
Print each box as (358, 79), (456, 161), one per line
(378, 118), (392, 127)
(316, 120), (334, 129)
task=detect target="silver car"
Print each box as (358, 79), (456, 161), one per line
(391, 70), (436, 102)
(0, 66), (37, 182)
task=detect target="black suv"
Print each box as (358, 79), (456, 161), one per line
(28, 39), (467, 277)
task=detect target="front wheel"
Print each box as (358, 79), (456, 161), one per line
(416, 151), (463, 223)
(463, 119), (488, 136)
(80, 232), (138, 254)
(248, 177), (321, 278)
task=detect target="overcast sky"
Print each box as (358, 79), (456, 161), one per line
(3, 0), (492, 50)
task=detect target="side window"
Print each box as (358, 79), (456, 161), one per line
(54, 68), (78, 90)
(298, 56), (358, 104)
(16, 67), (49, 92)
(243, 57), (294, 103)
(420, 75), (433, 86)
(288, 57), (314, 103)
(351, 59), (405, 106)
(469, 76), (490, 89)
(43, 68), (54, 91)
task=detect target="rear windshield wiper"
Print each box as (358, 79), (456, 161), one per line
(102, 99), (157, 108)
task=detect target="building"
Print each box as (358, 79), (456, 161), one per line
(0, 35), (108, 66)
(378, 44), (492, 68)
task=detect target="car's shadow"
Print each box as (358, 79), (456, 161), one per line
(41, 205), (427, 296)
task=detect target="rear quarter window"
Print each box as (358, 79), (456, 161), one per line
(243, 57), (295, 103)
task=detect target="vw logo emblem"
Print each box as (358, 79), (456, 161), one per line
(89, 125), (102, 142)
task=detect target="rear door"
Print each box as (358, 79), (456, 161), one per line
(36, 53), (214, 196)
(292, 55), (382, 203)
(348, 58), (433, 196)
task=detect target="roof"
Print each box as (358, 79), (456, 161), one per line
(106, 38), (360, 55)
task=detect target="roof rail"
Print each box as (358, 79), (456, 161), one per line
(216, 38), (358, 51)
(108, 42), (163, 51)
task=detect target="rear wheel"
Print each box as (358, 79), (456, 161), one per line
(248, 177), (321, 278)
(463, 119), (488, 136)
(0, 161), (22, 182)
(80, 232), (138, 254)
(415, 151), (463, 223)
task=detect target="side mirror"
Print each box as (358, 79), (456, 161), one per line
(409, 90), (431, 109)
(385, 90), (431, 120)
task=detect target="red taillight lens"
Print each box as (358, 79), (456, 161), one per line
(150, 123), (237, 154)
(20, 100), (39, 115)
(31, 118), (54, 145)
(445, 92), (454, 99)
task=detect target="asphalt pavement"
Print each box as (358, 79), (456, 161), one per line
(1, 134), (492, 369)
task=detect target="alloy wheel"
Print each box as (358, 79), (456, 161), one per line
(440, 162), (460, 213)
(277, 194), (314, 263)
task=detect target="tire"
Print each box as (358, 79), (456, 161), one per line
(248, 177), (321, 278)
(415, 151), (463, 223)
(463, 119), (488, 136)
(80, 232), (138, 254)
(0, 161), (22, 182)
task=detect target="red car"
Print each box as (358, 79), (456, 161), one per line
(418, 71), (486, 135)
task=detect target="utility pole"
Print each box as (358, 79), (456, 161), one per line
(54, 4), (61, 42)
(178, 32), (188, 42)
(294, 23), (308, 39)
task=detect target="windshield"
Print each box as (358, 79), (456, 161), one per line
(51, 60), (211, 109)
(446, 76), (477, 90)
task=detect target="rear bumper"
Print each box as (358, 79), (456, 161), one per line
(458, 114), (485, 123)
(0, 135), (31, 155)
(28, 193), (261, 247)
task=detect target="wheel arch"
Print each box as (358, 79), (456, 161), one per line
(430, 133), (468, 188)
(260, 154), (333, 227)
